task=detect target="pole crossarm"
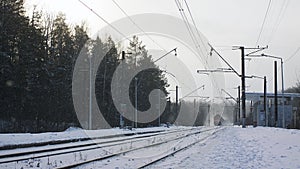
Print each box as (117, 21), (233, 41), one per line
(221, 89), (238, 103)
(197, 69), (234, 73)
(180, 85), (205, 100)
(154, 47), (177, 63)
(245, 75), (265, 79)
(208, 43), (240, 77)
(185, 96), (210, 99)
(233, 46), (268, 55)
(245, 46), (268, 56)
(262, 54), (283, 62)
(247, 53), (283, 62)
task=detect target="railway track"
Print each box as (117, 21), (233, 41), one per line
(0, 126), (222, 169)
(76, 126), (223, 169)
(137, 127), (223, 168)
(0, 128), (169, 163)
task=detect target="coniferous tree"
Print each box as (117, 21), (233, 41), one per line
(126, 35), (169, 127)
(0, 1), (176, 131)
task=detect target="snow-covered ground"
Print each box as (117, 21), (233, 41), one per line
(0, 126), (213, 169)
(149, 126), (300, 169)
(0, 126), (299, 169)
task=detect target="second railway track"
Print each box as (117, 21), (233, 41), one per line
(0, 126), (222, 169)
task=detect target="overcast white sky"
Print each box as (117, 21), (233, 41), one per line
(25, 0), (300, 98)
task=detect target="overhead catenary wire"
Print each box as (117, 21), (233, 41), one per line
(79, 0), (190, 103)
(184, 0), (221, 85)
(77, 0), (133, 43)
(111, 0), (167, 52)
(183, 0), (208, 55)
(175, 0), (204, 59)
(183, 0), (226, 97)
(78, 0), (172, 66)
(248, 0), (272, 79)
(175, 0), (221, 94)
(181, 85), (205, 100)
(175, 0), (211, 62)
(174, 0), (223, 98)
(250, 0), (272, 86)
(286, 47), (300, 63)
(267, 0), (290, 44)
(174, 0), (209, 69)
(256, 0), (272, 46)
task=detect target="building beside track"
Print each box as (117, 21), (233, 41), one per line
(245, 92), (300, 128)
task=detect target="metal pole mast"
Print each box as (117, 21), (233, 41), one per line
(241, 47), (246, 128)
(89, 56), (92, 130)
(238, 86), (241, 124)
(264, 76), (267, 126)
(175, 86), (178, 115)
(135, 77), (138, 128)
(281, 60), (285, 128)
(274, 61), (278, 127)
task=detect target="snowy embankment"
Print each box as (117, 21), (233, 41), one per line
(149, 126), (300, 169)
(0, 126), (178, 149)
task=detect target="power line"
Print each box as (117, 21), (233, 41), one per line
(174, 0), (223, 97)
(175, 0), (201, 57)
(250, 10), (271, 81)
(111, 0), (167, 52)
(174, 0), (206, 66)
(77, 0), (132, 42)
(175, 0), (208, 60)
(174, 0), (211, 70)
(256, 0), (272, 46)
(181, 85), (205, 100)
(267, 0), (290, 44)
(183, 0), (208, 55)
(286, 47), (300, 63)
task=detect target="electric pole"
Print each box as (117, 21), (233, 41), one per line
(238, 86), (241, 124)
(274, 61), (278, 127)
(281, 60), (285, 128)
(264, 76), (267, 126)
(175, 85), (178, 115)
(88, 55), (93, 130)
(234, 46), (268, 128)
(241, 47), (246, 128)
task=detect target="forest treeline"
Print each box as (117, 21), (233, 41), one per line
(1, 0), (209, 132)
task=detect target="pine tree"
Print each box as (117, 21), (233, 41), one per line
(126, 35), (169, 127)
(94, 36), (121, 127)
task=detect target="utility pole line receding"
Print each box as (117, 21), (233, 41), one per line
(246, 53), (284, 128)
(234, 46), (268, 128)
